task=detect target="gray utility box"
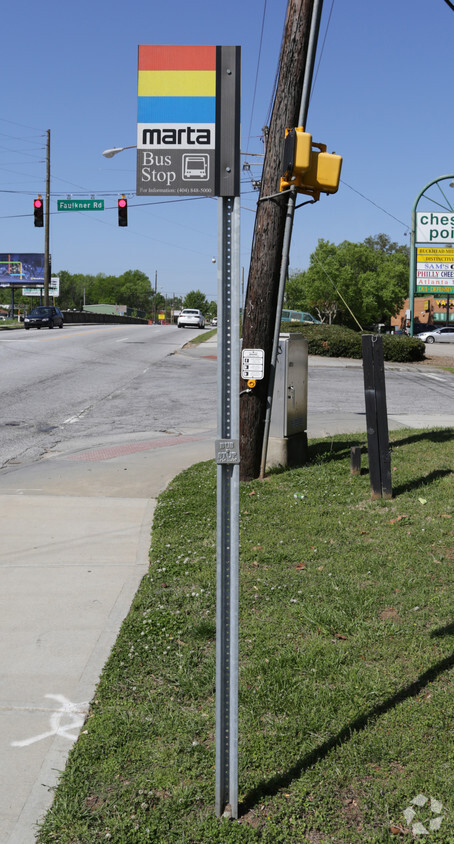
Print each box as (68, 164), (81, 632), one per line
(268, 334), (308, 468)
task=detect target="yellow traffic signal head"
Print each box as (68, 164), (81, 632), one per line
(280, 129), (342, 198)
(281, 127), (312, 183)
(298, 148), (343, 196)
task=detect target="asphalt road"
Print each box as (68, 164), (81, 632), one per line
(0, 324), (217, 468)
(1, 324), (453, 469)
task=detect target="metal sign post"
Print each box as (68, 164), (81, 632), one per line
(214, 45), (241, 821)
(136, 43), (241, 819)
(215, 195), (240, 819)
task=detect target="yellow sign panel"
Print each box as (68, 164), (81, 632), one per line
(417, 248), (454, 262)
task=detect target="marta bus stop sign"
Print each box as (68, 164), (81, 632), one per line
(136, 45), (240, 198)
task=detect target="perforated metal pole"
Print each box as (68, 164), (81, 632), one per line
(215, 195), (240, 819)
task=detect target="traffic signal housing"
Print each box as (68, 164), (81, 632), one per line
(34, 197), (44, 227)
(118, 196), (128, 227)
(280, 128), (342, 200)
(297, 145), (342, 199)
(281, 127), (312, 184)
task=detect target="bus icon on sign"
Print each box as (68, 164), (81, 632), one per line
(182, 153), (209, 180)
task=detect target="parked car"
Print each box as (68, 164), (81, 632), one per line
(417, 326), (454, 344)
(24, 306), (64, 330)
(413, 324), (437, 334)
(177, 309), (205, 329)
(211, 317), (218, 326)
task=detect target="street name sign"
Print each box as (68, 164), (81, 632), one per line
(57, 199), (104, 211)
(136, 44), (240, 198)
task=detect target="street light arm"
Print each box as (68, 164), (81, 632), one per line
(102, 145), (137, 158)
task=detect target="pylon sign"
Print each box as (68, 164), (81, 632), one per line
(137, 45), (240, 198)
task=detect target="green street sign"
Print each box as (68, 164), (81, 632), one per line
(57, 199), (104, 211)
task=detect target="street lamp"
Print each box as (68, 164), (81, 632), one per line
(102, 145), (136, 158)
(408, 175), (454, 335)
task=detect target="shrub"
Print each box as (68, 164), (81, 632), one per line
(280, 322), (425, 362)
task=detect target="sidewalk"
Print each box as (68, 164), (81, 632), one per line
(1, 335), (452, 843)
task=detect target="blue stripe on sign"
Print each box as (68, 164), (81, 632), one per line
(138, 96), (216, 123)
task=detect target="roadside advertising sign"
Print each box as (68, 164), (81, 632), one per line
(416, 247), (454, 294)
(0, 253), (46, 287)
(22, 277), (60, 297)
(136, 45), (240, 198)
(416, 211), (454, 243)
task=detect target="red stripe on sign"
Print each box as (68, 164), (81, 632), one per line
(138, 45), (216, 71)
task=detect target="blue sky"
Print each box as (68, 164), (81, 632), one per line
(1, 0), (453, 303)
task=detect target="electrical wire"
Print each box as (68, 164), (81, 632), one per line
(442, 0), (454, 10)
(310, 0), (336, 98)
(313, 253), (363, 330)
(245, 0), (268, 153)
(340, 179), (408, 230)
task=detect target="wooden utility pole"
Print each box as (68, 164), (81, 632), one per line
(240, 0), (315, 481)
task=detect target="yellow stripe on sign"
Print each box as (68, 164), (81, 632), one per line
(417, 248), (454, 261)
(138, 70), (216, 98)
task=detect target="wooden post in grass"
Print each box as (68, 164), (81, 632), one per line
(350, 446), (362, 475)
(361, 335), (392, 499)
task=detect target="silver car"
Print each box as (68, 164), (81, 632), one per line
(177, 309), (205, 329)
(417, 326), (454, 344)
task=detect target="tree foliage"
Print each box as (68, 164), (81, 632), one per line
(55, 270), (155, 314)
(183, 289), (210, 313)
(286, 234), (410, 328)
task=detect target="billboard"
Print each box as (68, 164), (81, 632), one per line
(0, 253), (47, 287)
(136, 45), (240, 198)
(22, 277), (60, 297)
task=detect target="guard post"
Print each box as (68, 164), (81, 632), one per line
(362, 334), (392, 499)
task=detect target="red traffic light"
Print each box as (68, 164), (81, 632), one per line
(34, 197), (44, 227)
(118, 196), (128, 226)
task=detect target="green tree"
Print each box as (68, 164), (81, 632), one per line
(118, 270), (152, 313)
(183, 289), (209, 313)
(287, 234), (409, 328)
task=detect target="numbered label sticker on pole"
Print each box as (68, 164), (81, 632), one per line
(241, 348), (265, 380)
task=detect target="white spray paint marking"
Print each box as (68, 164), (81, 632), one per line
(11, 694), (89, 747)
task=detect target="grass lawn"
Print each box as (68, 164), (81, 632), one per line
(37, 429), (454, 843)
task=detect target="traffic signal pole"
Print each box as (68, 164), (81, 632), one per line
(44, 129), (50, 305)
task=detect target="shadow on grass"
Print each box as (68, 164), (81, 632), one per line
(390, 429), (454, 449)
(241, 647), (454, 816)
(291, 429), (453, 475)
(392, 467), (453, 497)
(306, 438), (366, 465)
(431, 621), (454, 638)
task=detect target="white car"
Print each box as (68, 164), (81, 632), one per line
(417, 327), (454, 344)
(177, 309), (205, 329)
